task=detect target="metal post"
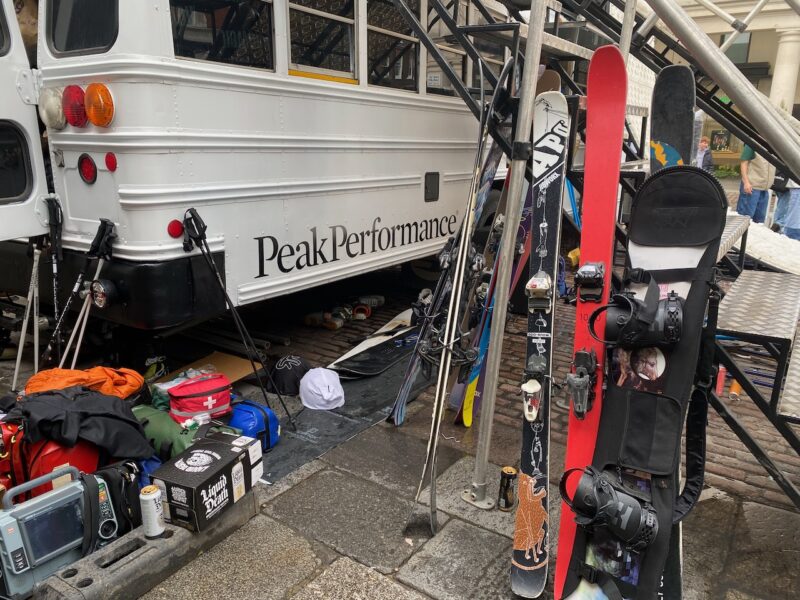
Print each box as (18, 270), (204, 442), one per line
(619, 0), (639, 61)
(645, 0), (800, 179)
(692, 0), (741, 28)
(787, 0), (800, 18)
(719, 0), (770, 52)
(635, 11), (660, 40)
(462, 0), (548, 510)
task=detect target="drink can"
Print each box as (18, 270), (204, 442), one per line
(498, 466), (518, 512)
(140, 484), (165, 539)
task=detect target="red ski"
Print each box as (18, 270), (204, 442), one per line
(555, 45), (627, 600)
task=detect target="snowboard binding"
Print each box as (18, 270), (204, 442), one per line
(564, 349), (598, 420)
(560, 466), (659, 553)
(588, 276), (684, 348)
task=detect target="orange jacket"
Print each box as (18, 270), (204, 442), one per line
(25, 367), (144, 399)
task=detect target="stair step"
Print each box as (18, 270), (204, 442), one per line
(781, 332), (800, 419)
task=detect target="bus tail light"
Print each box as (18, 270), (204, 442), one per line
(62, 85), (87, 127)
(85, 83), (114, 127)
(78, 154), (97, 184)
(38, 87), (66, 130)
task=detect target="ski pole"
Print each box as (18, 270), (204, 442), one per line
(41, 219), (115, 365)
(12, 246), (41, 391)
(45, 197), (63, 361)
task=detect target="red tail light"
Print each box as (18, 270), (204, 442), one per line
(105, 152), (118, 172)
(62, 85), (87, 127)
(78, 154), (97, 184)
(167, 220), (184, 238)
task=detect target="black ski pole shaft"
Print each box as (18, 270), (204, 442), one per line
(45, 197), (63, 360)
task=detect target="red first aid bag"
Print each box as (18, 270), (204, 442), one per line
(168, 373), (232, 424)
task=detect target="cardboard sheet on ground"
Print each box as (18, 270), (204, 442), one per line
(159, 352), (254, 383)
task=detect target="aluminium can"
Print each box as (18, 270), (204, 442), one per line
(140, 484), (165, 538)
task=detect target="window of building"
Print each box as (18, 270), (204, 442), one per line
(721, 31), (750, 65)
(367, 0), (419, 91)
(289, 0), (356, 77)
(171, 0), (275, 70)
(48, 0), (118, 55)
(0, 123), (31, 205)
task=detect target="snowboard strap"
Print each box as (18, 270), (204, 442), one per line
(672, 284), (719, 523)
(624, 266), (714, 285)
(575, 564), (626, 600)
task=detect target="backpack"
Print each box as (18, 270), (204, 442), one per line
(92, 461), (143, 537)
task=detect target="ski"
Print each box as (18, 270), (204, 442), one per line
(649, 63), (696, 600)
(554, 45), (627, 600)
(454, 70), (564, 428)
(559, 166), (726, 600)
(510, 90), (570, 598)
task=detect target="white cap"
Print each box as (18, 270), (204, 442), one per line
(299, 368), (345, 410)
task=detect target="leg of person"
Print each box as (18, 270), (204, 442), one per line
(737, 181), (757, 218)
(782, 189), (800, 240)
(752, 189), (770, 224)
(774, 190), (790, 231)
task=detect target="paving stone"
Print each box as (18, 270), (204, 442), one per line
(291, 557), (427, 600)
(265, 468), (446, 574)
(417, 455), (515, 537)
(720, 501), (800, 598)
(255, 460), (326, 506)
(398, 519), (515, 600)
(322, 424), (464, 499)
(141, 515), (325, 600)
(682, 489), (739, 600)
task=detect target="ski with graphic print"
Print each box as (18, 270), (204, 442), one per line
(510, 90), (570, 598)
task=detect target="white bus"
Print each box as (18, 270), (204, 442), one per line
(0, 0), (508, 329)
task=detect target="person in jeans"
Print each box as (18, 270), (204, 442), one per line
(737, 144), (775, 223)
(778, 179), (800, 241)
(695, 136), (714, 172)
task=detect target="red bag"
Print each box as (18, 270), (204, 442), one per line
(168, 373), (232, 424)
(2, 424), (100, 501)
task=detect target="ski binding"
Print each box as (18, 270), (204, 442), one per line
(525, 270), (553, 313)
(564, 349), (598, 420)
(574, 262), (605, 303)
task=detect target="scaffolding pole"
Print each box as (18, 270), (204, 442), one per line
(719, 0), (770, 52)
(619, 0), (639, 61)
(462, 0), (548, 510)
(645, 0), (800, 178)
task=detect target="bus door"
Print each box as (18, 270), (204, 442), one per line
(0, 0), (50, 242)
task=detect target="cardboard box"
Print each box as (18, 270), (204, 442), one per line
(152, 434), (263, 532)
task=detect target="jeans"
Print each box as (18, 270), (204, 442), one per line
(774, 190), (791, 229)
(736, 182), (769, 223)
(785, 227), (800, 241)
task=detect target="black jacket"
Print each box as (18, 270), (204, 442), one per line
(5, 387), (154, 459)
(700, 149), (714, 172)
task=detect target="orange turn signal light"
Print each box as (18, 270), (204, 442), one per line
(84, 83), (114, 127)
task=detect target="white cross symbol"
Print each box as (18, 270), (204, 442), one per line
(203, 397), (215, 410)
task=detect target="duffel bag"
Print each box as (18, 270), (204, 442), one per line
(132, 404), (240, 462)
(168, 373), (232, 424)
(229, 399), (281, 452)
(9, 431), (100, 500)
(94, 461), (143, 536)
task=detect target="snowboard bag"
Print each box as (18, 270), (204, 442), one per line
(133, 404), (240, 462)
(560, 167), (727, 599)
(228, 398), (281, 451)
(168, 373), (232, 424)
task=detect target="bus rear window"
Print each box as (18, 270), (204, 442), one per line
(0, 123), (31, 205)
(48, 0), (118, 55)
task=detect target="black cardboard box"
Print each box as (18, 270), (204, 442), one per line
(152, 434), (263, 531)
